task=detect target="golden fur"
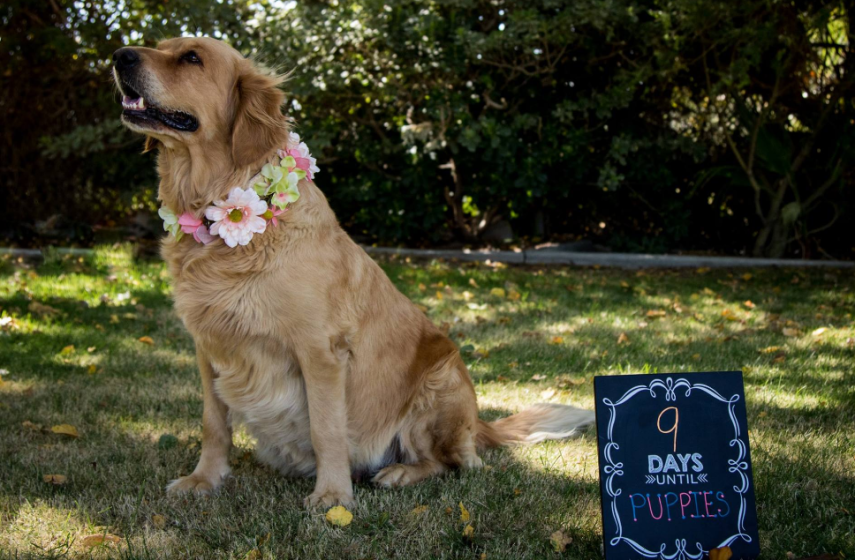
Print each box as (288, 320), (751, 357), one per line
(114, 37), (593, 507)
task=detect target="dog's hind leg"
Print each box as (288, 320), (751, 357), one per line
(373, 353), (482, 487)
(373, 459), (446, 487)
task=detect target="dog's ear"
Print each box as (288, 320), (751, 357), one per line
(143, 136), (159, 153)
(231, 67), (289, 168)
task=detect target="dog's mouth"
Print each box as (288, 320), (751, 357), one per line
(119, 81), (199, 132)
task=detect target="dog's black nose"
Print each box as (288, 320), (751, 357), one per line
(113, 48), (140, 72)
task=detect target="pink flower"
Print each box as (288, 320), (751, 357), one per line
(178, 212), (216, 244)
(280, 132), (320, 179)
(204, 187), (268, 247)
(263, 206), (285, 227)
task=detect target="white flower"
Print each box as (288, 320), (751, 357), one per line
(205, 187), (268, 247)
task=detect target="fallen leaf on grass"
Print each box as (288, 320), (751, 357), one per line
(458, 502), (470, 523)
(325, 505), (353, 527)
(138, 336), (155, 345)
(243, 550), (261, 560)
(743, 300), (756, 309)
(550, 530), (573, 552)
(22, 420), (42, 432)
(151, 514), (166, 529)
(692, 354), (701, 361)
(51, 424), (79, 438)
(473, 347), (490, 359)
(462, 524), (474, 538)
(549, 336), (564, 345)
(721, 309), (739, 322)
(469, 278), (479, 288)
(29, 302), (61, 317)
(82, 534), (122, 547)
(782, 328), (800, 337)
(646, 310), (666, 318)
(772, 353), (786, 364)
(741, 273), (753, 281)
(490, 287), (506, 298)
(43, 474), (67, 485)
(709, 546), (732, 560)
(410, 505), (428, 516)
(87, 365), (98, 375)
(507, 289), (521, 301)
(60, 345), (75, 355)
(812, 327), (827, 337)
(617, 332), (629, 345)
(759, 346), (782, 354)
(540, 389), (556, 400)
(531, 374), (546, 381)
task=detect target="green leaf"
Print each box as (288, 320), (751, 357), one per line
(755, 128), (792, 176)
(157, 434), (178, 450)
(781, 202), (801, 225)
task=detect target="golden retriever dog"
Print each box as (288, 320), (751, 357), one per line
(113, 37), (593, 507)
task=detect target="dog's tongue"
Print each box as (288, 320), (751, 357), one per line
(122, 96), (146, 111)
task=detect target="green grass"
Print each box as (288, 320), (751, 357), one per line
(0, 246), (853, 559)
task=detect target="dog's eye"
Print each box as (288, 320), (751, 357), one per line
(180, 51), (202, 65)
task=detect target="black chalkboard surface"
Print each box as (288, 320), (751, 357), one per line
(594, 371), (760, 560)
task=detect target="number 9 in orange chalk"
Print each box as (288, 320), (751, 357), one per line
(657, 407), (679, 452)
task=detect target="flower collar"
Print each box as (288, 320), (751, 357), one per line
(158, 132), (319, 248)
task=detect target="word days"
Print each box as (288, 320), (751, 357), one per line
(646, 452), (706, 485)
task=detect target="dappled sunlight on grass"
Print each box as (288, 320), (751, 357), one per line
(0, 248), (853, 558)
(1, 501), (108, 558)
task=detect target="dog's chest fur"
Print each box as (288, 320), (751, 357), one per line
(166, 245), (319, 475)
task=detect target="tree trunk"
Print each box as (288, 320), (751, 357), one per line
(752, 178), (789, 258)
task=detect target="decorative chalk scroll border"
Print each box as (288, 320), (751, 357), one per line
(601, 376), (753, 560)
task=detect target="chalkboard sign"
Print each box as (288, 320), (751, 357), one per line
(594, 371), (760, 560)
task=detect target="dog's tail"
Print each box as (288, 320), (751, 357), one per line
(476, 403), (595, 449)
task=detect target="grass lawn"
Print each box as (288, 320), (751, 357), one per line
(0, 246), (853, 559)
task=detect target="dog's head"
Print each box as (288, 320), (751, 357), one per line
(113, 37), (289, 167)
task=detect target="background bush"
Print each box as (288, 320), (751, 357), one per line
(2, 0), (852, 258)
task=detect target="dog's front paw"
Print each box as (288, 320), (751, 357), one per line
(166, 471), (227, 496)
(304, 486), (354, 509)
